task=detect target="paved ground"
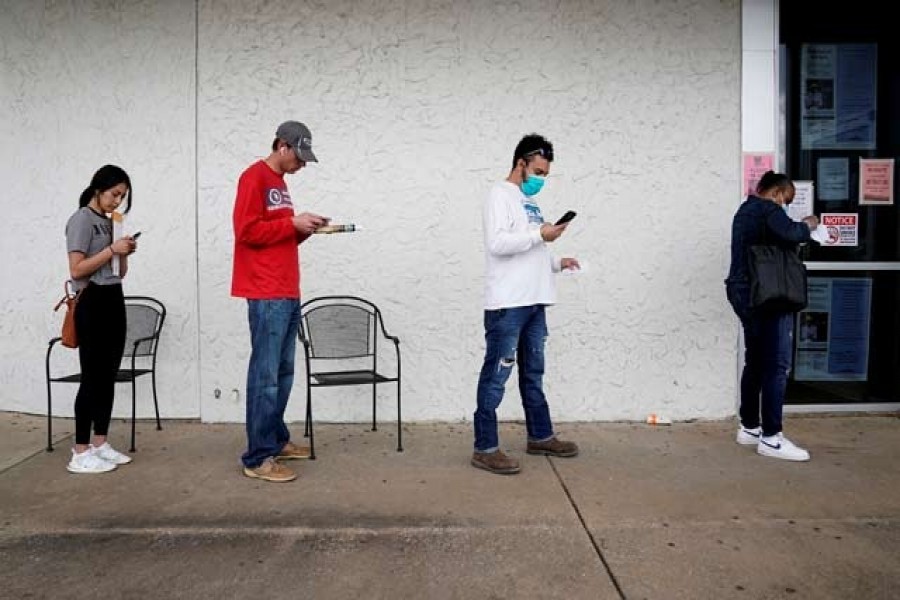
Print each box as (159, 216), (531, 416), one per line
(1, 412), (899, 599)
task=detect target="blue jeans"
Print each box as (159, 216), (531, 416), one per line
(242, 299), (301, 468)
(474, 305), (554, 453)
(728, 284), (794, 437)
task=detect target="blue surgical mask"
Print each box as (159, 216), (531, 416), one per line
(782, 203), (790, 214)
(521, 174), (545, 197)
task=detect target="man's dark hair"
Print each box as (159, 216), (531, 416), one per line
(755, 170), (794, 195)
(512, 134), (554, 169)
(272, 138), (289, 152)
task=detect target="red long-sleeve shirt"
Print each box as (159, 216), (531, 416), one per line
(231, 160), (302, 299)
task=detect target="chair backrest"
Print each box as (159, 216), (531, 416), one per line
(123, 296), (166, 358)
(301, 297), (379, 360)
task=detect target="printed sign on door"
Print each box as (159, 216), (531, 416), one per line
(820, 213), (858, 246)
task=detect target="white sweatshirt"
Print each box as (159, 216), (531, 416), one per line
(483, 181), (561, 310)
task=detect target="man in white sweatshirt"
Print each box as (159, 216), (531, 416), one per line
(472, 134), (580, 475)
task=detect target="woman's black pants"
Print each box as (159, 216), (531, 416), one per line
(73, 283), (126, 445)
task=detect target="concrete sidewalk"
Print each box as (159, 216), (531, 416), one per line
(1, 412), (898, 599)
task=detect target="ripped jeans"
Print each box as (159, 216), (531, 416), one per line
(474, 305), (554, 453)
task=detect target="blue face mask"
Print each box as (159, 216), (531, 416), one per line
(521, 174), (545, 197)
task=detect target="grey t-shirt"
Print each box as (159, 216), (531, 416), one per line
(65, 207), (121, 290)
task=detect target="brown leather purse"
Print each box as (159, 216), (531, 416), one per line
(53, 281), (82, 348)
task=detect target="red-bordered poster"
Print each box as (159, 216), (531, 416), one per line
(820, 213), (858, 246)
(859, 158), (894, 206)
(742, 153), (774, 197)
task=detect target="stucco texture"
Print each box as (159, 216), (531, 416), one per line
(1, 0), (740, 425)
(0, 0), (198, 419)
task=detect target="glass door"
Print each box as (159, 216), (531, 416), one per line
(780, 1), (900, 407)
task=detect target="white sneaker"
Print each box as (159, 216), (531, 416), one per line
(67, 449), (118, 474)
(736, 425), (761, 446)
(757, 433), (810, 462)
(91, 442), (133, 465)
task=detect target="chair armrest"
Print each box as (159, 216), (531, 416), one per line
(47, 337), (62, 361)
(129, 335), (158, 355)
(46, 337), (63, 377)
(375, 311), (399, 345)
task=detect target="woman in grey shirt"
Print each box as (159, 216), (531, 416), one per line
(64, 165), (138, 474)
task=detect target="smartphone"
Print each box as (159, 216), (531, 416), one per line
(131, 231), (142, 240)
(554, 210), (577, 226)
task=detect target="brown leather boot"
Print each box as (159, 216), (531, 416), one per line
(471, 450), (521, 475)
(526, 437), (579, 457)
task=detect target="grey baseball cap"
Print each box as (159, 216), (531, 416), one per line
(275, 120), (318, 163)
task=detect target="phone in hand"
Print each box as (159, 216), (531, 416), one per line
(131, 231), (142, 240)
(554, 210), (577, 226)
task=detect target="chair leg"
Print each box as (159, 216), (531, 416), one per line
(307, 396), (316, 460)
(396, 383), (403, 452)
(152, 370), (162, 431)
(303, 386), (312, 437)
(45, 344), (55, 452)
(371, 382), (377, 432)
(46, 381), (53, 453)
(130, 376), (137, 452)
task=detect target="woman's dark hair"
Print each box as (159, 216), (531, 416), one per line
(78, 164), (132, 213)
(755, 170), (793, 195)
(512, 134), (554, 169)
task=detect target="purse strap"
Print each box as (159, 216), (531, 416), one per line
(758, 210), (771, 246)
(53, 281), (82, 312)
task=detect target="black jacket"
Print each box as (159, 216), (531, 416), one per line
(725, 195), (812, 316)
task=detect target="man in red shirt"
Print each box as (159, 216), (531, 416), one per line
(232, 120), (328, 482)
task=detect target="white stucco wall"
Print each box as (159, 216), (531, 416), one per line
(1, 0), (741, 424)
(0, 0), (199, 420)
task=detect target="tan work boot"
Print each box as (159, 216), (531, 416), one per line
(471, 450), (521, 475)
(276, 441), (311, 461)
(243, 457), (297, 482)
(526, 437), (579, 457)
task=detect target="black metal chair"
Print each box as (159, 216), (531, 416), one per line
(299, 296), (402, 459)
(45, 296), (166, 452)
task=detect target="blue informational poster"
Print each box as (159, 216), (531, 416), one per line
(817, 157), (849, 201)
(801, 44), (877, 150)
(795, 277), (872, 381)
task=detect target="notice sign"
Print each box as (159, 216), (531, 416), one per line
(859, 158), (894, 206)
(820, 213), (858, 246)
(743, 153), (774, 197)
